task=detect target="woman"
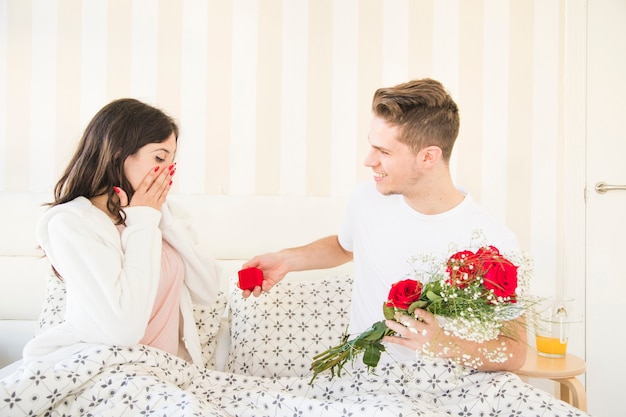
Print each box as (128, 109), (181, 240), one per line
(23, 98), (221, 366)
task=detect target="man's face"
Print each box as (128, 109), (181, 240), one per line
(364, 116), (421, 196)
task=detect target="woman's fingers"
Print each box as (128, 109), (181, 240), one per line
(145, 165), (171, 193)
(113, 186), (129, 207)
(130, 164), (175, 209)
(148, 166), (172, 200)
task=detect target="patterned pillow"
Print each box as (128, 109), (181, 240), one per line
(193, 297), (228, 369)
(36, 272), (227, 369)
(226, 274), (353, 377)
(36, 272), (67, 332)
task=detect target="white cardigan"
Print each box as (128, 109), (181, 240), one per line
(23, 197), (221, 365)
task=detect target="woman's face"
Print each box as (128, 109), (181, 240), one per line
(123, 133), (177, 191)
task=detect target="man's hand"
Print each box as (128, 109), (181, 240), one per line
(240, 252), (289, 298)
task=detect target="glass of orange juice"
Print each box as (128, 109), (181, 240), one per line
(532, 298), (574, 358)
(535, 334), (568, 357)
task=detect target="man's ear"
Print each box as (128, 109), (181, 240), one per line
(420, 146), (442, 163)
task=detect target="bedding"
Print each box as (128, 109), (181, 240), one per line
(34, 272), (228, 369)
(0, 343), (589, 416)
(0, 273), (591, 416)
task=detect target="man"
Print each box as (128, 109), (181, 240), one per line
(242, 78), (526, 371)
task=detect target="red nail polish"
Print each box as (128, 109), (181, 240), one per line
(169, 180), (173, 186)
(168, 164), (174, 170)
(113, 186), (121, 194)
(154, 166), (160, 172)
(169, 168), (176, 176)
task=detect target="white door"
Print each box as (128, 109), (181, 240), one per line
(585, 1), (626, 416)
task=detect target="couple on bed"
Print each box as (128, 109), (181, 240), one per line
(4, 79), (591, 416)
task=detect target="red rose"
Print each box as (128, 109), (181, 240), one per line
(446, 250), (481, 288)
(386, 279), (423, 310)
(476, 245), (501, 259)
(481, 249), (518, 301)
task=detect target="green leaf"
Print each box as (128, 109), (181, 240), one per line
(363, 343), (382, 368)
(408, 300), (430, 314)
(426, 290), (441, 301)
(426, 280), (442, 293)
(383, 302), (395, 320)
(358, 321), (388, 341)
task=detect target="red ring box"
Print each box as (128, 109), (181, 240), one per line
(238, 267), (264, 290)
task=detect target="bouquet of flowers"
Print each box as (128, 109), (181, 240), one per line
(309, 244), (531, 384)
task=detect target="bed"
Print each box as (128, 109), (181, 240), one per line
(0, 192), (590, 416)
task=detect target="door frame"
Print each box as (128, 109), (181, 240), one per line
(562, 0), (587, 361)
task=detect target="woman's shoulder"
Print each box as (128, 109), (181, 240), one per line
(43, 197), (96, 218)
(36, 197), (114, 249)
(38, 197), (108, 231)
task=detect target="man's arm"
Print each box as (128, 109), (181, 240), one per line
(241, 235), (353, 297)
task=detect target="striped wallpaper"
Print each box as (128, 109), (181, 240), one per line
(0, 0), (584, 300)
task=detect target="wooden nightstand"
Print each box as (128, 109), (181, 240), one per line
(514, 349), (587, 412)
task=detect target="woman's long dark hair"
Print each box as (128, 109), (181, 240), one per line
(51, 98), (178, 224)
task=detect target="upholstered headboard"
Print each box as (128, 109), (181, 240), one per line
(0, 191), (353, 369)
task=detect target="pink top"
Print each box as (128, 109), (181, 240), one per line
(118, 224), (185, 356)
(139, 238), (185, 355)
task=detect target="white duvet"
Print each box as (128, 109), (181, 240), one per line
(0, 343), (590, 417)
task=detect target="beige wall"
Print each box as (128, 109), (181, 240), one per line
(0, 0), (577, 299)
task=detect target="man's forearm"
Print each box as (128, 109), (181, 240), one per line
(280, 235), (353, 272)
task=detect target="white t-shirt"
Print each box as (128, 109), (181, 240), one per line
(338, 181), (520, 364)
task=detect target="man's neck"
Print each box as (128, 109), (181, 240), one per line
(402, 181), (465, 215)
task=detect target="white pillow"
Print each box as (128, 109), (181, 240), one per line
(226, 274), (353, 377)
(36, 272), (226, 369)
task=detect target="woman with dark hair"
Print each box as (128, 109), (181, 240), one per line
(24, 98), (221, 365)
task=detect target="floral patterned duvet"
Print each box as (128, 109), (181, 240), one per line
(0, 343), (590, 417)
